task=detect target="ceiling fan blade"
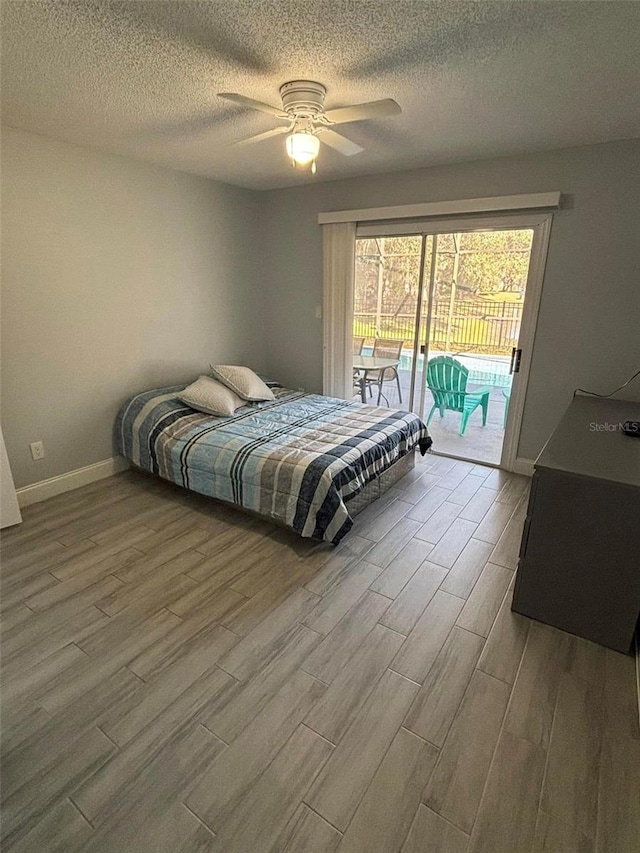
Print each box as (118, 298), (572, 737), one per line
(232, 125), (290, 147)
(218, 93), (288, 120)
(318, 128), (364, 156)
(324, 99), (401, 125)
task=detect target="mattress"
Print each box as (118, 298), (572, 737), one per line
(115, 384), (431, 544)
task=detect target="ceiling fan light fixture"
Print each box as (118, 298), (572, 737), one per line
(221, 82), (401, 171)
(286, 130), (320, 168)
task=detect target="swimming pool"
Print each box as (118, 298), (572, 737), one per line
(362, 348), (513, 389)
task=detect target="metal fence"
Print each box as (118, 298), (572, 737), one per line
(353, 300), (522, 356)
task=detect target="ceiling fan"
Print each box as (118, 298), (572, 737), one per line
(219, 81), (401, 174)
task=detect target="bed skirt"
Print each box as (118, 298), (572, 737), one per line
(348, 450), (416, 516)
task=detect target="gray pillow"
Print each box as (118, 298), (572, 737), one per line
(180, 375), (245, 417)
(209, 365), (275, 402)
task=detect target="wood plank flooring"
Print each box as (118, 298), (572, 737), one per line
(1, 459), (638, 852)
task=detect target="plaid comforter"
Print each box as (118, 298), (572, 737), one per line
(115, 385), (431, 544)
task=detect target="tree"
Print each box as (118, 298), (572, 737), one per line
(356, 230), (533, 311)
(354, 230), (532, 351)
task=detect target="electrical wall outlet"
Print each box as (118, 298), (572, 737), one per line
(30, 440), (45, 461)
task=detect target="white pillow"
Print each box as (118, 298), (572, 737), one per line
(179, 375), (245, 417)
(209, 365), (275, 402)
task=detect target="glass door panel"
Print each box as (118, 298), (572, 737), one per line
(417, 228), (534, 465)
(353, 235), (424, 409)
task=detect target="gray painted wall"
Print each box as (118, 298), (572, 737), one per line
(259, 139), (640, 461)
(1, 127), (263, 488)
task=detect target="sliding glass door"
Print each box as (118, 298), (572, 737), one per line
(353, 214), (549, 468)
(353, 235), (424, 409)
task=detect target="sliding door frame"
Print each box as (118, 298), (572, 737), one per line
(356, 211), (554, 471)
(406, 235), (428, 413)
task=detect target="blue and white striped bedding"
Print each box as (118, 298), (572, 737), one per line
(115, 385), (431, 544)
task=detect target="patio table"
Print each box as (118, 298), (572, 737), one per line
(353, 355), (401, 404)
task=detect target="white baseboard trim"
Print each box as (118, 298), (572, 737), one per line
(16, 456), (129, 508)
(512, 457), (535, 476)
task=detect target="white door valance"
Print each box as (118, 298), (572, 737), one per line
(318, 192), (560, 226)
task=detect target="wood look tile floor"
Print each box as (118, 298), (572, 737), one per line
(1, 458), (638, 853)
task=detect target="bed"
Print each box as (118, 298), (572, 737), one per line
(115, 384), (432, 544)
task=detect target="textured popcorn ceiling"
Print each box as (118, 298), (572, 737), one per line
(2, 1), (640, 190)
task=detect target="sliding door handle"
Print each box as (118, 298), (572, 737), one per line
(509, 348), (522, 375)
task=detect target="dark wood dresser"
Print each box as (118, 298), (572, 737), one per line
(512, 395), (640, 653)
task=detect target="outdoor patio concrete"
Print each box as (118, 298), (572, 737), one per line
(353, 368), (508, 465)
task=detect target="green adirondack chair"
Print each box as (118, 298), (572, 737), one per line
(426, 356), (492, 436)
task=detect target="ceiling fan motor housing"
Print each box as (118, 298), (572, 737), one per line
(280, 80), (327, 118)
